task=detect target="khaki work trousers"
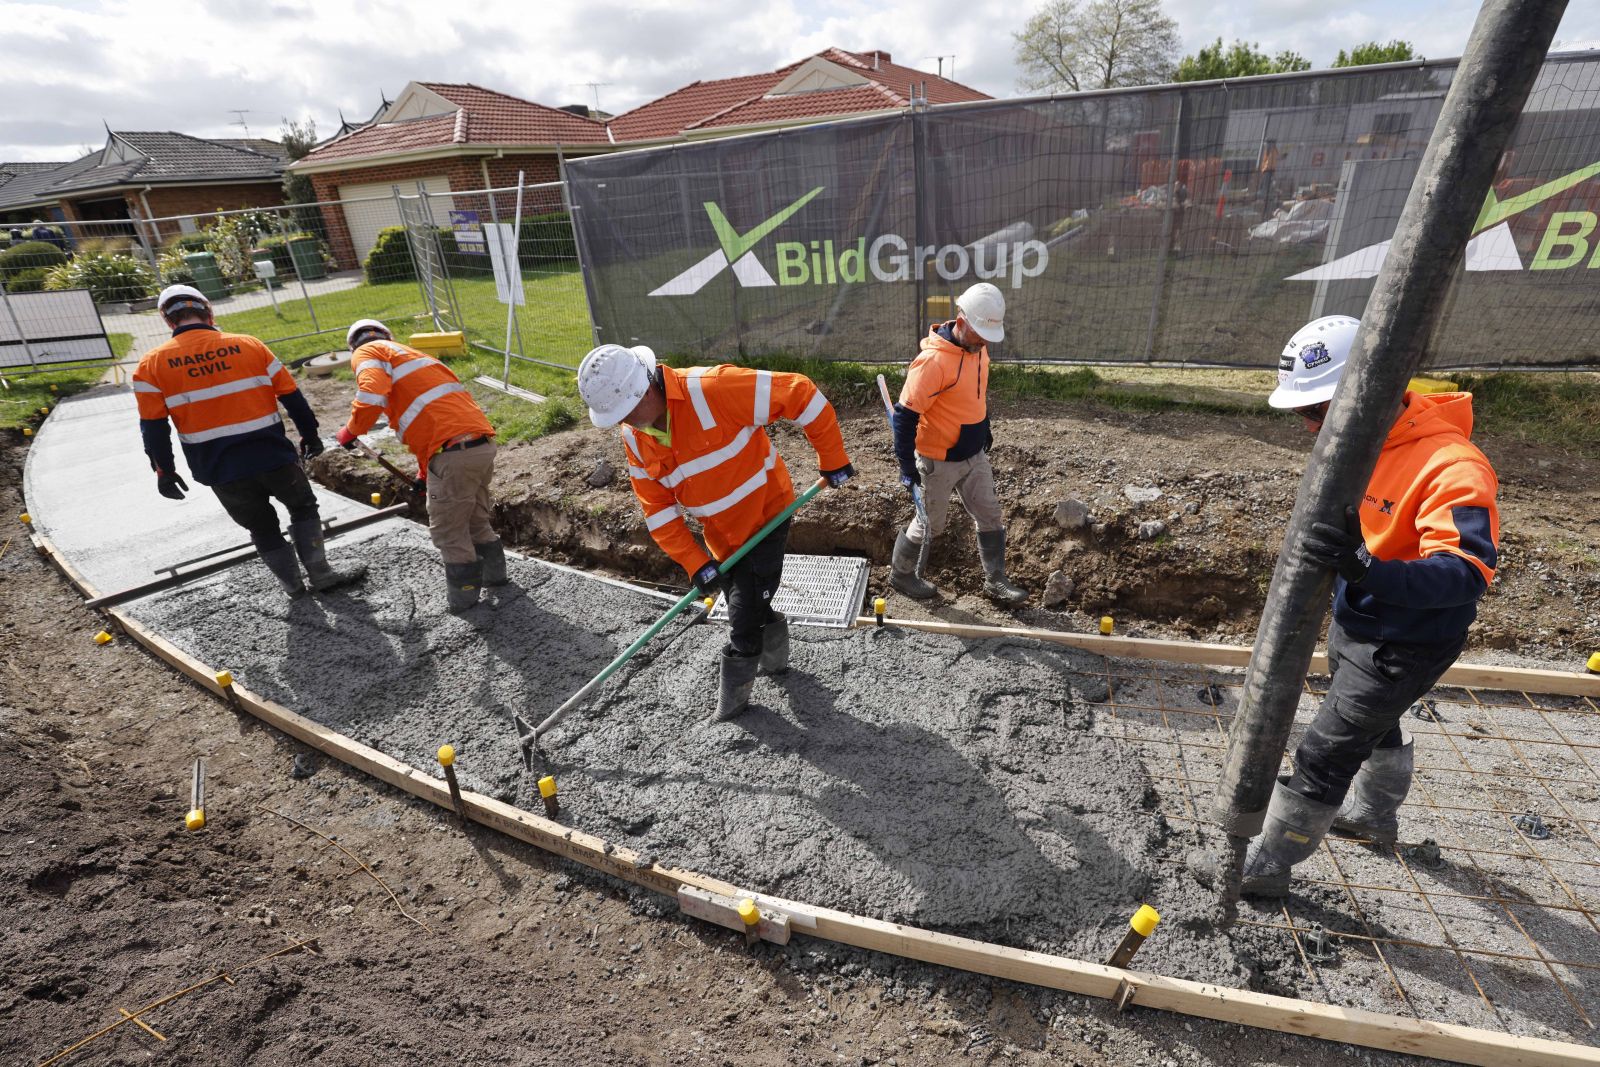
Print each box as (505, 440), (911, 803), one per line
(426, 440), (498, 564)
(906, 450), (1004, 543)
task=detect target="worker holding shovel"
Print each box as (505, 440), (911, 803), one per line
(334, 319), (504, 614)
(577, 344), (854, 722)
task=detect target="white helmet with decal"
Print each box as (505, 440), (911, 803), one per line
(1269, 315), (1360, 409)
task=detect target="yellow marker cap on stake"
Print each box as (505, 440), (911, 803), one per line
(370, 492), (382, 506)
(21, 428), (32, 437)
(186, 808), (206, 831)
(215, 670), (233, 687)
(1588, 652), (1600, 674)
(874, 597), (886, 615)
(1129, 904), (1160, 937)
(93, 630), (112, 645)
(703, 597), (714, 611)
(437, 744), (456, 767)
(19, 512), (31, 524)
(737, 899), (760, 927)
(39, 407), (49, 414)
(538, 775), (557, 798)
(1099, 616), (1114, 635)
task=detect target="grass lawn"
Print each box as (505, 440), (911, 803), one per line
(1, 332), (134, 430)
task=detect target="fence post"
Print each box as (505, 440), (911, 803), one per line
(557, 147), (601, 350)
(1140, 90), (1184, 364)
(416, 180), (464, 332)
(910, 91), (928, 345)
(502, 172), (526, 387)
(0, 280), (39, 372)
(394, 184), (435, 329)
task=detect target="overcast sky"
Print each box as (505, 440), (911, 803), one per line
(2, 0), (1597, 162)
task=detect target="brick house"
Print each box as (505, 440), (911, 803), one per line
(3, 132), (288, 240)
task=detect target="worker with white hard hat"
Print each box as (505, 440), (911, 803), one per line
(888, 281), (1027, 605)
(577, 343), (854, 722)
(131, 285), (365, 597)
(1235, 315), (1501, 897)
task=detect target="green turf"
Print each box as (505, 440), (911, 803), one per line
(1, 333), (134, 430)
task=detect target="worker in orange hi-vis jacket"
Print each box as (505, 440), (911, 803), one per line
(334, 319), (501, 614)
(577, 344), (855, 722)
(1235, 315), (1501, 899)
(133, 285), (366, 597)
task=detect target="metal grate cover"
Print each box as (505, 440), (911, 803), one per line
(709, 553), (870, 628)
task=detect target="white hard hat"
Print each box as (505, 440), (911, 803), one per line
(346, 318), (391, 350)
(578, 344), (657, 428)
(157, 284), (210, 315)
(1269, 315), (1361, 409)
(955, 282), (1005, 344)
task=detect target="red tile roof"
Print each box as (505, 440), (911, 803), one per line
(300, 82), (609, 165)
(610, 48), (990, 141)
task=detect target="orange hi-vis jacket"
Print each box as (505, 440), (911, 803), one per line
(898, 322), (991, 462)
(344, 340), (493, 473)
(1336, 391), (1500, 642)
(620, 365), (850, 576)
(134, 324), (314, 486)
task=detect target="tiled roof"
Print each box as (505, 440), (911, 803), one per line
(45, 132), (284, 194)
(0, 161), (71, 210)
(299, 82), (610, 165)
(215, 138), (290, 161)
(609, 48), (990, 140)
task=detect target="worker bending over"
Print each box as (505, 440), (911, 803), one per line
(335, 319), (504, 613)
(889, 281), (1027, 605)
(133, 285), (365, 597)
(578, 344), (853, 721)
(1241, 315), (1500, 896)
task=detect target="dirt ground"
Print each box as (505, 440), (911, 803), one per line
(5, 437), (1441, 1067)
(300, 376), (1599, 665)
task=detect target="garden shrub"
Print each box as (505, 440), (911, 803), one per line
(45, 251), (156, 302)
(0, 240), (68, 280)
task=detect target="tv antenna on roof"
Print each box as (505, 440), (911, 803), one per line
(228, 109), (253, 139)
(925, 55), (956, 81)
(571, 83), (612, 114)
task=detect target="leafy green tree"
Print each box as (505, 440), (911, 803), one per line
(1014, 0), (1181, 92)
(1174, 38), (1310, 81)
(1333, 40), (1420, 67)
(279, 118), (318, 206)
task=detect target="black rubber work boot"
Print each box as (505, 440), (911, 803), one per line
(444, 560), (483, 614)
(977, 529), (1028, 605)
(758, 611), (790, 676)
(289, 517), (367, 592)
(713, 650), (760, 722)
(1332, 733), (1414, 845)
(889, 531), (935, 600)
(258, 543), (306, 597)
(475, 539), (509, 586)
(1239, 778), (1341, 898)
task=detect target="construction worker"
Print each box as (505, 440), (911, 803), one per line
(334, 319), (503, 613)
(133, 285), (366, 596)
(577, 344), (854, 721)
(1239, 315), (1500, 896)
(888, 281), (1027, 605)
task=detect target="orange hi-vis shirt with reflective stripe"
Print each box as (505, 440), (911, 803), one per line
(620, 365), (850, 576)
(344, 340), (493, 473)
(133, 327), (302, 485)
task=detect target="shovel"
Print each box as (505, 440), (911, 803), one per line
(330, 435), (423, 494)
(876, 374), (930, 576)
(524, 477), (827, 753)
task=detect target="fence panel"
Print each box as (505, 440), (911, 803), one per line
(0, 286), (112, 372)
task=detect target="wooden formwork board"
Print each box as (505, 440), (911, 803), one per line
(28, 529), (1600, 1067)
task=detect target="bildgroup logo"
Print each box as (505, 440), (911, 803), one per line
(651, 186), (1049, 297)
(1288, 159), (1600, 281)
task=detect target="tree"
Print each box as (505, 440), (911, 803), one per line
(279, 118), (318, 206)
(1333, 40), (1420, 67)
(1014, 0), (1181, 92)
(1173, 38), (1310, 82)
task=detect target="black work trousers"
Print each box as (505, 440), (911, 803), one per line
(210, 462), (321, 551)
(1286, 618), (1466, 806)
(720, 520), (789, 658)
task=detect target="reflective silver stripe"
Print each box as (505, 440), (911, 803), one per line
(628, 465), (652, 481)
(657, 426), (755, 489)
(683, 447), (779, 519)
(264, 357), (285, 380)
(354, 390), (388, 407)
(391, 356), (442, 383)
(685, 368), (716, 429)
(166, 375), (274, 408)
(645, 505), (684, 531)
(795, 390), (829, 427)
(353, 357), (392, 378)
(753, 370), (772, 425)
(395, 381), (465, 438)
(132, 381), (163, 394)
(176, 410), (282, 444)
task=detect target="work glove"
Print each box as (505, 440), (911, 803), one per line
(897, 456), (920, 489)
(691, 561), (725, 597)
(156, 470), (189, 500)
(300, 435), (326, 460)
(1303, 505), (1371, 584)
(334, 427), (359, 449)
(821, 462), (855, 489)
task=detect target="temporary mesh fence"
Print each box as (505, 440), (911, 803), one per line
(565, 51), (1600, 371)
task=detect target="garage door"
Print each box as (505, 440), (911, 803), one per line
(337, 176), (451, 265)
